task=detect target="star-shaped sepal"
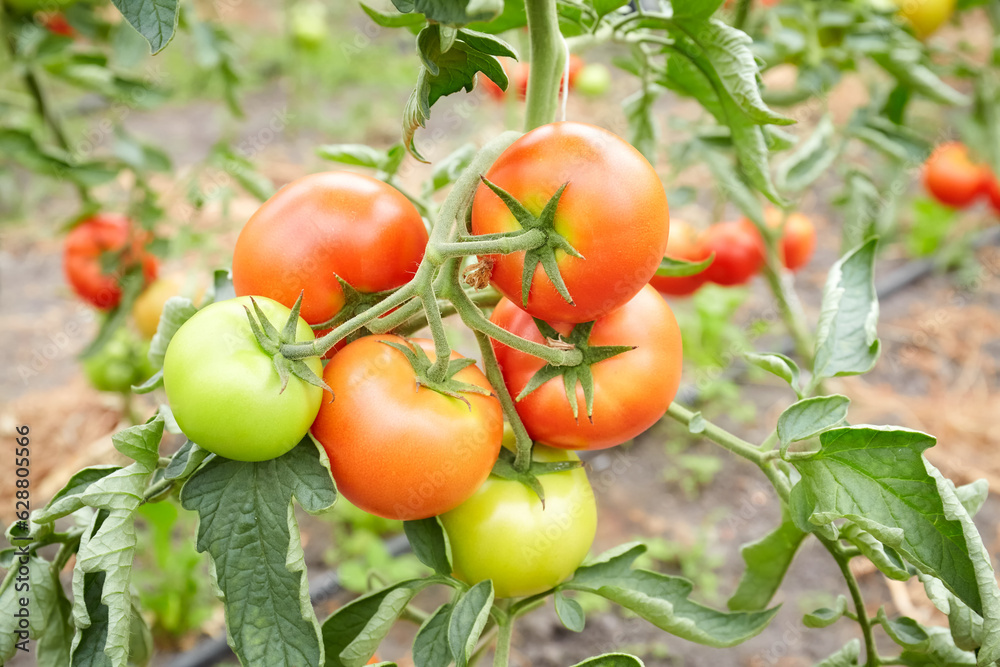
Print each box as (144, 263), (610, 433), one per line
(379, 339), (494, 410)
(244, 293), (332, 396)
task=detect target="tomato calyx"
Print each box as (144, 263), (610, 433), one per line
(478, 176), (584, 308)
(489, 446), (584, 506)
(379, 339), (495, 408)
(244, 295), (331, 395)
(655, 253), (715, 278)
(310, 275), (400, 337)
(517, 319), (634, 422)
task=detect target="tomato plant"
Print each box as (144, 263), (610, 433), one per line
(490, 284), (683, 450)
(470, 121), (670, 323)
(9, 2), (1000, 667)
(63, 213), (159, 311)
(311, 335), (503, 521)
(163, 296), (324, 462)
(440, 439), (597, 598)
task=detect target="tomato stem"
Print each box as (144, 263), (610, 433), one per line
(524, 0), (566, 130)
(819, 534), (880, 667)
(664, 402), (765, 465)
(421, 282), (453, 383)
(427, 228), (547, 264)
(491, 605), (515, 667)
(473, 330), (536, 474)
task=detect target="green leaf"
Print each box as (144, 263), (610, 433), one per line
(163, 440), (210, 481)
(448, 580), (494, 667)
(656, 254), (713, 278)
(110, 0), (179, 53)
(623, 85), (661, 164)
(392, 0), (503, 24)
(839, 522), (910, 581)
(671, 0), (724, 20)
(571, 654), (646, 667)
(317, 144), (386, 168)
(565, 544), (778, 647)
(148, 296), (197, 369)
(427, 143), (477, 194)
(803, 596), (849, 629)
(813, 238), (880, 380)
(955, 480), (989, 518)
(70, 570), (112, 666)
(872, 51), (969, 107)
(744, 351), (800, 391)
(0, 556), (70, 663)
(180, 438), (337, 667)
(728, 510), (807, 611)
(896, 626), (977, 666)
(412, 603), (453, 667)
(323, 581), (424, 667)
(35, 467), (121, 523)
(789, 426), (990, 618)
(555, 592), (586, 632)
(403, 518), (451, 576)
(876, 608), (930, 649)
(777, 395), (850, 453)
(838, 170), (881, 251)
(339, 586), (423, 666)
(920, 573), (984, 652)
(360, 3), (426, 28)
(815, 640), (860, 666)
(775, 115), (839, 192)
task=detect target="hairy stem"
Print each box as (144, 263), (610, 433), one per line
(474, 329), (535, 473)
(428, 229), (546, 263)
(524, 0), (565, 130)
(421, 281), (452, 383)
(819, 535), (879, 667)
(492, 612), (514, 667)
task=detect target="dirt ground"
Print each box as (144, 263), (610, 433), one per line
(3, 12), (1000, 667)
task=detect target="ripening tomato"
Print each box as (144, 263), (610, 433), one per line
(763, 209), (816, 272)
(63, 213), (159, 310)
(42, 12), (75, 37)
(311, 335), (503, 521)
(574, 63), (612, 97)
(893, 0), (955, 38)
(471, 122), (670, 323)
(163, 297), (323, 462)
(232, 172), (427, 327)
(490, 284), (682, 450)
(702, 219), (765, 286)
(84, 328), (154, 394)
(439, 439), (596, 598)
(649, 220), (712, 297)
(924, 143), (986, 209)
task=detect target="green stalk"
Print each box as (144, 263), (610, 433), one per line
(665, 402), (764, 465)
(421, 281), (452, 383)
(819, 535), (879, 667)
(492, 613), (514, 667)
(474, 329), (535, 473)
(762, 261), (814, 366)
(734, 0), (753, 31)
(523, 0), (565, 130)
(428, 229), (546, 263)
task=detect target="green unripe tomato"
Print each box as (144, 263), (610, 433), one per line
(290, 0), (328, 48)
(163, 296), (323, 462)
(573, 63), (611, 97)
(84, 328), (155, 393)
(439, 439), (597, 598)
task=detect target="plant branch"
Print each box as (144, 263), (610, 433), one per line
(524, 0), (565, 130)
(819, 535), (879, 667)
(428, 229), (546, 263)
(665, 402), (764, 465)
(492, 606), (515, 667)
(474, 329), (535, 473)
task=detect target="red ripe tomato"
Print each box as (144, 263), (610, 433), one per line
(702, 219), (765, 286)
(979, 166), (1000, 213)
(763, 209), (816, 272)
(490, 284), (682, 450)
(924, 143), (986, 209)
(471, 122), (670, 323)
(63, 214), (159, 310)
(311, 335), (503, 520)
(42, 12), (74, 37)
(649, 220), (711, 297)
(232, 172), (427, 327)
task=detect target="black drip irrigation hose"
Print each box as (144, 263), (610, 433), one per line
(165, 226), (1000, 667)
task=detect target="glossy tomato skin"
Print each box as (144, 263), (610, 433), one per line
(649, 220), (711, 297)
(311, 335), (503, 521)
(924, 143), (985, 209)
(163, 297), (323, 462)
(471, 122), (670, 323)
(232, 172), (427, 326)
(491, 285), (682, 450)
(702, 219), (765, 286)
(439, 441), (597, 598)
(63, 213), (159, 310)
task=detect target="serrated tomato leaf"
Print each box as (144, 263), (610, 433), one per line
(180, 438), (337, 667)
(728, 510), (806, 611)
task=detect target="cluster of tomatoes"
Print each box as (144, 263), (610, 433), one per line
(144, 122), (681, 597)
(651, 209), (816, 297)
(480, 54), (611, 100)
(923, 141), (1000, 212)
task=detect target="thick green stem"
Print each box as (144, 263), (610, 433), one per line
(524, 0), (565, 130)
(665, 402), (764, 465)
(819, 535), (879, 667)
(474, 330), (535, 473)
(421, 282), (452, 383)
(428, 229), (546, 263)
(492, 612), (514, 667)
